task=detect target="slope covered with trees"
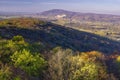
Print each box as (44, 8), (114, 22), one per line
(0, 18), (120, 54)
(0, 18), (120, 80)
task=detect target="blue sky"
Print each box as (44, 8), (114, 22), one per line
(1, 0), (120, 14)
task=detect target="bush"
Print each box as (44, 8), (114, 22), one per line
(79, 51), (105, 62)
(11, 49), (46, 76)
(116, 56), (120, 62)
(13, 76), (21, 80)
(0, 36), (28, 63)
(116, 56), (120, 72)
(0, 64), (12, 80)
(12, 35), (24, 43)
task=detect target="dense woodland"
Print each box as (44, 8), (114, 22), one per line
(0, 18), (120, 80)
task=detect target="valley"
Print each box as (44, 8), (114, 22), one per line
(36, 9), (120, 41)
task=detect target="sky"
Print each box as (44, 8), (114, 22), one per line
(1, 0), (120, 14)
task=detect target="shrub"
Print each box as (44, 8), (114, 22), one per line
(0, 64), (12, 80)
(116, 56), (120, 62)
(0, 36), (28, 63)
(116, 56), (120, 72)
(12, 35), (24, 43)
(13, 76), (21, 80)
(11, 49), (46, 76)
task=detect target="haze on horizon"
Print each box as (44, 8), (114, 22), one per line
(1, 0), (120, 15)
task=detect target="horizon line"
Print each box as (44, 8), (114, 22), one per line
(0, 9), (120, 16)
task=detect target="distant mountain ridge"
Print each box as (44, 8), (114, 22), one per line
(40, 9), (78, 16)
(39, 9), (120, 22)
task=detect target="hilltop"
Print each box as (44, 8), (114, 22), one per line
(39, 9), (120, 22)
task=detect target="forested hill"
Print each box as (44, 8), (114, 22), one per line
(0, 18), (120, 54)
(39, 9), (120, 22)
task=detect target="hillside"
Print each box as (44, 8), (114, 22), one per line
(37, 9), (120, 41)
(0, 18), (120, 54)
(1, 18), (120, 79)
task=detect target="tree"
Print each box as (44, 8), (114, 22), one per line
(11, 49), (46, 76)
(47, 47), (73, 80)
(47, 47), (108, 80)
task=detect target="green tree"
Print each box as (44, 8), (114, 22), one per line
(11, 49), (46, 76)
